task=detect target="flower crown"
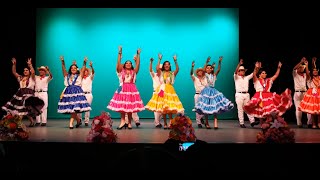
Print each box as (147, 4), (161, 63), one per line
(168, 114), (196, 142)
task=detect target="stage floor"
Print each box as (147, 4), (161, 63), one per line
(24, 119), (320, 143)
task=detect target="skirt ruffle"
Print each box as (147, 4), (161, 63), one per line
(58, 85), (91, 114)
(2, 88), (44, 116)
(107, 83), (145, 113)
(299, 88), (320, 114)
(243, 88), (292, 118)
(195, 87), (234, 115)
(145, 84), (184, 114)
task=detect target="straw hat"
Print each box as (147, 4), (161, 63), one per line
(195, 68), (205, 74)
(37, 66), (47, 72)
(238, 66), (247, 71)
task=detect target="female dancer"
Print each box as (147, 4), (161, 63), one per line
(145, 53), (184, 129)
(107, 46), (145, 129)
(243, 61), (292, 123)
(195, 56), (234, 129)
(57, 56), (91, 129)
(2, 57), (44, 127)
(299, 57), (320, 128)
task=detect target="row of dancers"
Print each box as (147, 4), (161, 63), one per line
(2, 47), (320, 130)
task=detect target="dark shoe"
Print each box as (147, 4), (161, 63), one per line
(198, 124), (203, 128)
(251, 121), (260, 127)
(163, 124), (168, 129)
(85, 123), (89, 126)
(75, 122), (81, 128)
(41, 123), (46, 126)
(135, 122), (140, 127)
(205, 124), (211, 129)
(117, 123), (127, 130)
(240, 124), (246, 128)
(214, 126), (218, 129)
(127, 124), (132, 129)
(307, 124), (312, 128)
(35, 123), (41, 126)
(29, 121), (35, 127)
(298, 125), (303, 128)
(69, 126), (74, 129)
(155, 124), (162, 128)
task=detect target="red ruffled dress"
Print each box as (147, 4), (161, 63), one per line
(243, 78), (292, 118)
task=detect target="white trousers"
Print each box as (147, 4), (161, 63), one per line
(235, 93), (255, 124)
(78, 93), (93, 123)
(35, 92), (48, 123)
(194, 94), (204, 124)
(293, 91), (312, 125)
(154, 112), (162, 126)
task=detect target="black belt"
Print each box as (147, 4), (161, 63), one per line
(84, 92), (91, 94)
(195, 93), (200, 94)
(35, 90), (47, 92)
(295, 90), (306, 92)
(237, 92), (248, 94)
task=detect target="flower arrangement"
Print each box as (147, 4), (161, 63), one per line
(87, 111), (118, 143)
(169, 114), (197, 142)
(0, 114), (29, 141)
(257, 114), (295, 143)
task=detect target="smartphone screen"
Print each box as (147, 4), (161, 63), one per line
(179, 142), (195, 151)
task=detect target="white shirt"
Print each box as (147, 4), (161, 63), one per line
(234, 73), (253, 92)
(192, 75), (206, 93)
(81, 74), (93, 92)
(35, 76), (52, 91)
(292, 70), (307, 91)
(159, 71), (175, 85)
(64, 74), (82, 86)
(117, 70), (136, 84)
(205, 73), (216, 87)
(150, 71), (160, 91)
(17, 76), (35, 89)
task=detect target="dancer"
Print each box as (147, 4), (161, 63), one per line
(292, 57), (312, 128)
(2, 58), (44, 127)
(77, 58), (95, 126)
(57, 56), (91, 129)
(299, 57), (320, 129)
(234, 59), (259, 128)
(145, 53), (184, 129)
(34, 65), (53, 126)
(107, 46), (145, 129)
(190, 60), (206, 128)
(195, 56), (234, 129)
(243, 61), (292, 123)
(149, 57), (162, 128)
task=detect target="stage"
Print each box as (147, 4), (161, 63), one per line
(24, 119), (320, 143)
(1, 119), (320, 173)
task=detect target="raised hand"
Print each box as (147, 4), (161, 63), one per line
(60, 56), (64, 61)
(173, 55), (177, 62)
(118, 46), (122, 53)
(150, 57), (154, 62)
(255, 61), (260, 68)
(206, 56), (211, 63)
(137, 48), (141, 54)
(278, 61), (282, 68)
(89, 61), (93, 67)
(219, 56), (223, 62)
(12, 57), (16, 64)
(45, 66), (50, 71)
(158, 53), (162, 60)
(239, 59), (244, 65)
(27, 58), (32, 65)
(192, 61), (195, 67)
(84, 56), (88, 62)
